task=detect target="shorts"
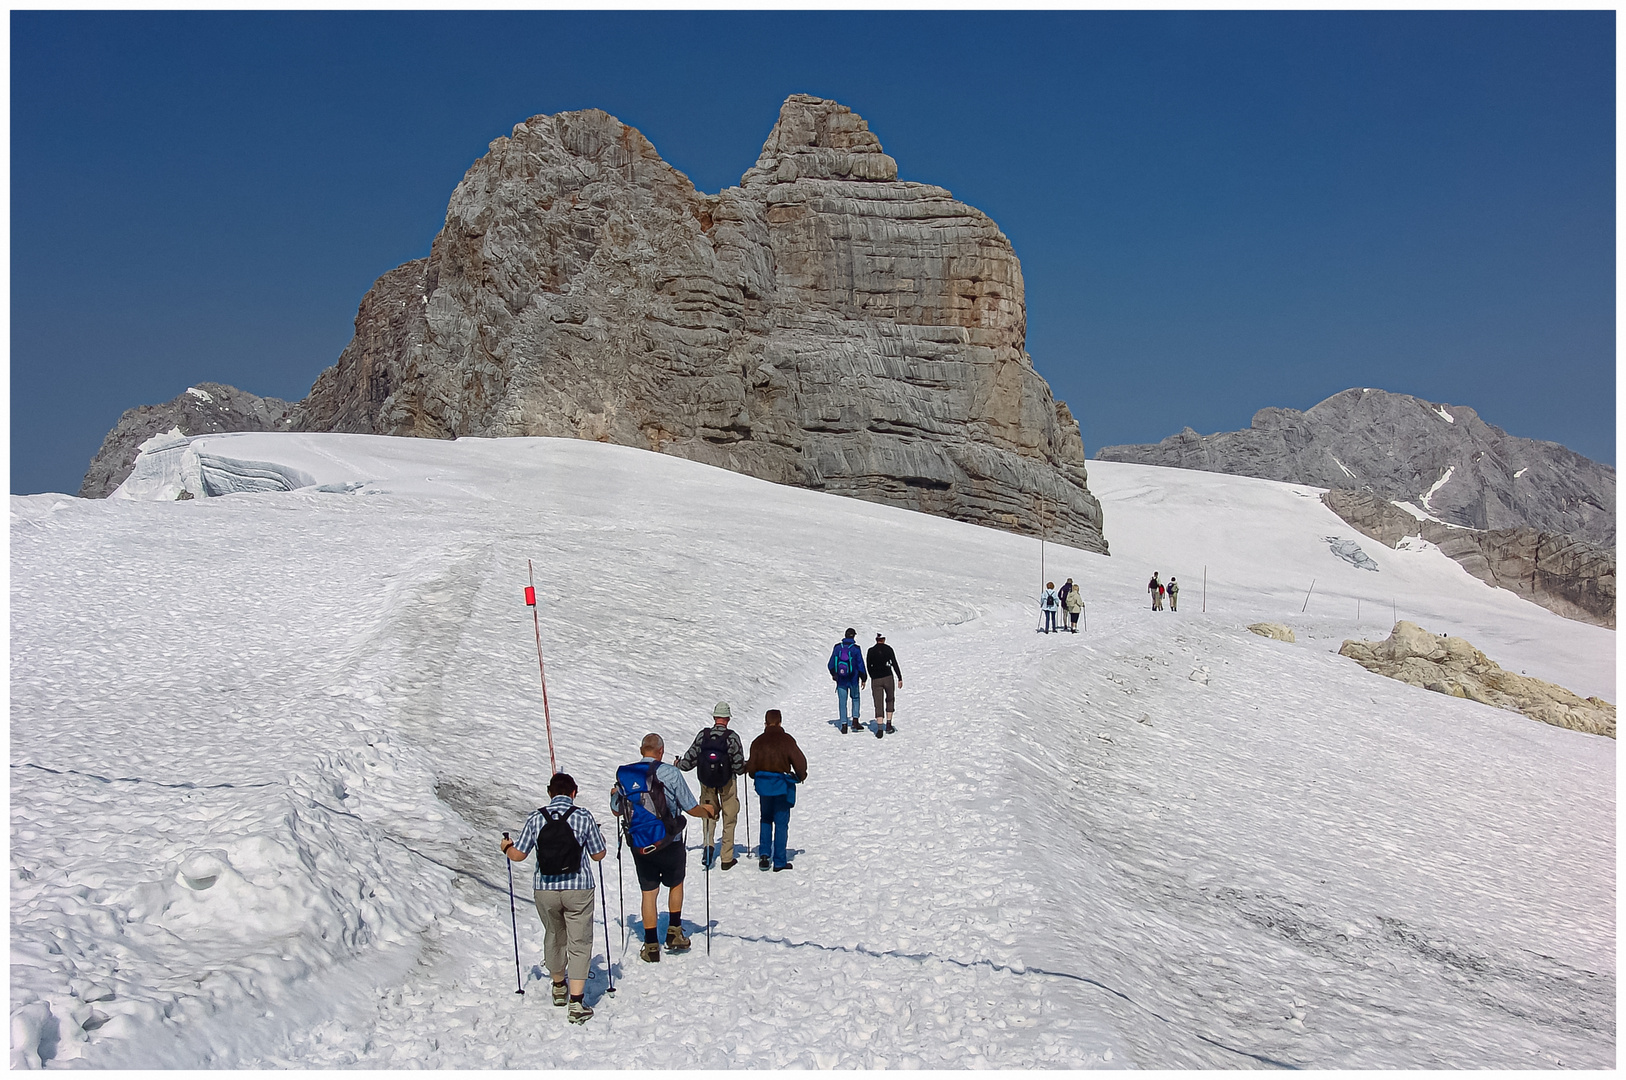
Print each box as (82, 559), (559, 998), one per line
(631, 839), (687, 891)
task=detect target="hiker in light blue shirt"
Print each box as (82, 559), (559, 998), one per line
(610, 733), (714, 963)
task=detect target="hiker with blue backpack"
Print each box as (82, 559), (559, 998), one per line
(675, 702), (748, 871)
(829, 628), (868, 734)
(500, 772), (607, 1024)
(611, 733), (716, 963)
(746, 710), (808, 871)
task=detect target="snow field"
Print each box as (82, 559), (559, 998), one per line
(10, 435), (1615, 1067)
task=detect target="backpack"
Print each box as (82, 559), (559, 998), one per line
(833, 642), (858, 679)
(696, 728), (733, 789)
(614, 761), (684, 854)
(533, 807), (584, 876)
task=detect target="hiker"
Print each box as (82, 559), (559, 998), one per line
(1064, 579), (1083, 632)
(828, 628), (868, 733)
(1040, 581), (1061, 633)
(1167, 577), (1180, 612)
(675, 702), (747, 870)
(866, 633), (903, 735)
(746, 709), (808, 872)
(500, 772), (607, 1024)
(1148, 572), (1163, 611)
(610, 733), (717, 963)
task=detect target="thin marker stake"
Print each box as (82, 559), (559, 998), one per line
(1302, 579), (1316, 613)
(526, 560), (559, 775)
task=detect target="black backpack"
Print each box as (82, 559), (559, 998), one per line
(696, 728), (732, 788)
(534, 807), (583, 876)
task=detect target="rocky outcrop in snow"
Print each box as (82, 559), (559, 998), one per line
(1339, 621), (1614, 738)
(291, 94), (1106, 552)
(1321, 488), (1615, 628)
(1096, 388), (1613, 548)
(79, 383), (295, 498)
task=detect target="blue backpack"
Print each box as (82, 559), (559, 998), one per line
(614, 762), (684, 854)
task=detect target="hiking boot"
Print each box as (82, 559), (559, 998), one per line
(567, 1000), (594, 1025)
(721, 859), (737, 871)
(773, 862), (794, 872)
(875, 725), (883, 738)
(640, 941), (662, 963)
(759, 858), (771, 871)
(666, 925), (692, 952)
(885, 722), (895, 734)
(550, 981), (568, 1007)
(840, 722), (848, 733)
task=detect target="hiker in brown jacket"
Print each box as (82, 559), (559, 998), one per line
(745, 709), (808, 872)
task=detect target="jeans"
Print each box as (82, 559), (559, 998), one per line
(1043, 608), (1057, 632)
(759, 793), (791, 868)
(836, 684), (861, 724)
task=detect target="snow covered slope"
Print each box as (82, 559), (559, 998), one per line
(11, 434), (1615, 1068)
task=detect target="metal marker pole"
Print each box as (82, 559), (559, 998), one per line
(526, 561), (558, 775)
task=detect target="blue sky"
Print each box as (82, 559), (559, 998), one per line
(11, 10), (1615, 495)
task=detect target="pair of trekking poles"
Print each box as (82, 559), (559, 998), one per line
(502, 833), (618, 997)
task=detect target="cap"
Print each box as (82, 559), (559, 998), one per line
(875, 633), (885, 641)
(712, 701), (731, 719)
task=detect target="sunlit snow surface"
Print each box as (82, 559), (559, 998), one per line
(11, 434), (1615, 1068)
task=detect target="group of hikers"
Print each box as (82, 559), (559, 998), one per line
(1148, 572), (1180, 611)
(498, 628), (900, 1025)
(1038, 577), (1084, 633)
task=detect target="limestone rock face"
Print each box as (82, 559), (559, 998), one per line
(1247, 622), (1296, 643)
(1321, 488), (1615, 628)
(79, 383), (295, 498)
(1098, 388), (1613, 547)
(1340, 621), (1615, 738)
(294, 95), (1106, 551)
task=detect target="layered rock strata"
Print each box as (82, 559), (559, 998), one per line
(1322, 489), (1615, 628)
(291, 95), (1105, 551)
(79, 383), (294, 499)
(1098, 388), (1613, 548)
(1339, 621), (1615, 738)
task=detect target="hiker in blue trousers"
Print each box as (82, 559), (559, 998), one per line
(829, 628), (868, 733)
(746, 710), (808, 872)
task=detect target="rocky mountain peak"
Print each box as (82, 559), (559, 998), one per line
(83, 95), (1106, 552)
(743, 94), (899, 186)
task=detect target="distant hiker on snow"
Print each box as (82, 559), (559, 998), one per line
(1040, 582), (1060, 633)
(501, 772), (607, 1024)
(610, 733), (716, 963)
(1167, 577), (1180, 612)
(1063, 577), (1083, 632)
(866, 633), (903, 736)
(676, 702), (748, 870)
(829, 629), (868, 733)
(746, 709), (808, 872)
(1148, 573), (1164, 611)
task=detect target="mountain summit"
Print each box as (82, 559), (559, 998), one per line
(285, 93), (1105, 551)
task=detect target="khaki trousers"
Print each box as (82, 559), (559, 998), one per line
(533, 888), (595, 982)
(699, 777), (740, 864)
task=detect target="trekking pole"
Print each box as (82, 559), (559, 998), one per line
(704, 836), (712, 956)
(596, 859), (616, 994)
(502, 833), (525, 996)
(524, 561), (559, 775)
(616, 826), (626, 951)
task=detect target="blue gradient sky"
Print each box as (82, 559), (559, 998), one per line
(11, 10), (1615, 495)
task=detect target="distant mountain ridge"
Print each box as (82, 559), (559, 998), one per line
(1096, 388), (1614, 548)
